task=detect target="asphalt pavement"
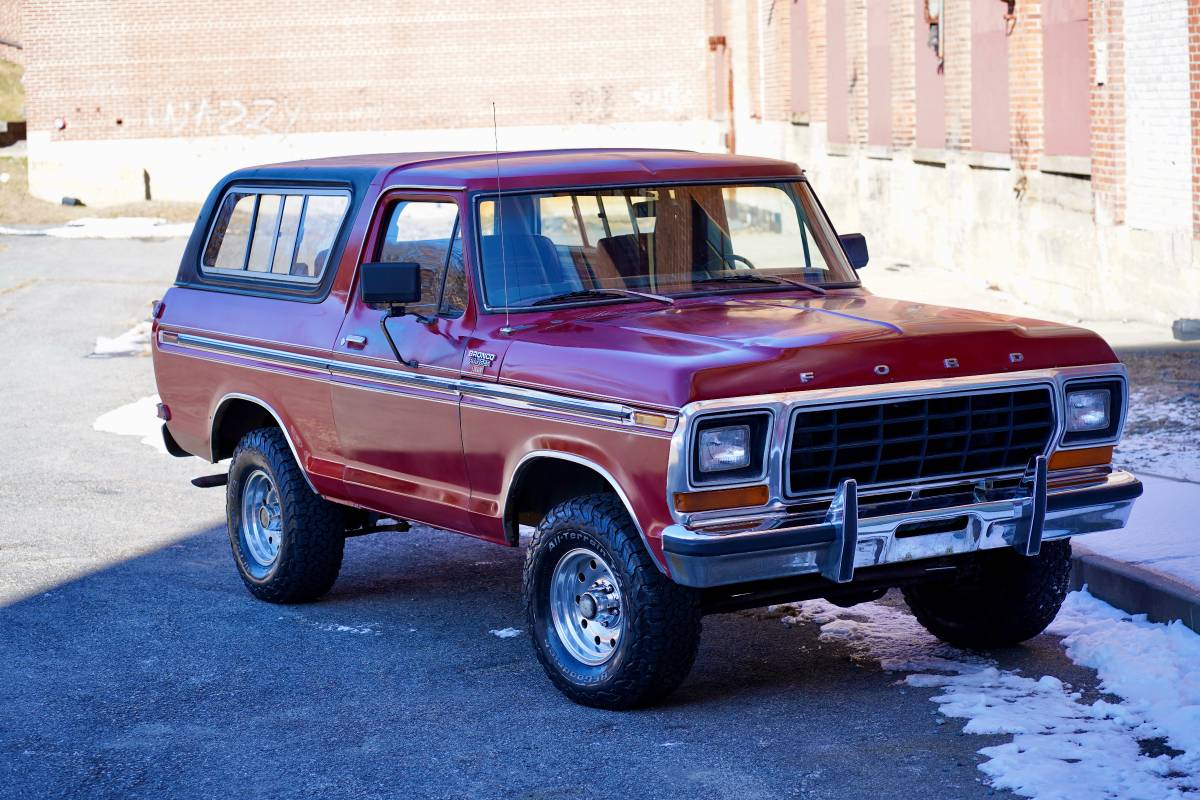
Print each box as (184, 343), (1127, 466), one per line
(0, 234), (1112, 799)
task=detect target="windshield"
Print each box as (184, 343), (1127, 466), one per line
(475, 181), (858, 309)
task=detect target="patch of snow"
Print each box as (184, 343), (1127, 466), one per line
(93, 394), (165, 453)
(90, 320), (151, 358)
(311, 622), (381, 636)
(489, 627), (522, 638)
(776, 592), (1200, 799)
(1116, 389), (1200, 483)
(0, 217), (193, 239)
(1076, 474), (1200, 594)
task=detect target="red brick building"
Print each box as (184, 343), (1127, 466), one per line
(721, 0), (1200, 326)
(1, 0), (1198, 325)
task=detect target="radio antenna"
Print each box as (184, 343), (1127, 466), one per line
(493, 101), (512, 334)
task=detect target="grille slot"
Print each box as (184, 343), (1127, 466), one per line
(786, 387), (1055, 497)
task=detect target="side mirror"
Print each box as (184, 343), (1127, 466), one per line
(362, 261), (422, 307)
(838, 233), (869, 270)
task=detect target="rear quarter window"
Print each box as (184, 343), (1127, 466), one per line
(202, 188), (350, 284)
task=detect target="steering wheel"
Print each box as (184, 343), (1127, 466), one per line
(728, 254), (757, 270)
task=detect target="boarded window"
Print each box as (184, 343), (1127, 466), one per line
(790, 0), (809, 120)
(971, 0), (1010, 154)
(1043, 0), (1089, 158)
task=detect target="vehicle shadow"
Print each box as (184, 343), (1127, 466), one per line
(0, 520), (1023, 799)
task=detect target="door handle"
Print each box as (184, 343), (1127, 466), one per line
(342, 334), (367, 349)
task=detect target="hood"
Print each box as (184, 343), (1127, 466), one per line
(496, 291), (1118, 409)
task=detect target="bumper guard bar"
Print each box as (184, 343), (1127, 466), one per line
(661, 461), (1140, 589)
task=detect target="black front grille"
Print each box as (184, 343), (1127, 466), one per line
(786, 388), (1055, 496)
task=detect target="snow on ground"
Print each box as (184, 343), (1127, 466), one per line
(1116, 389), (1200, 484)
(775, 592), (1200, 799)
(0, 217), (193, 239)
(489, 628), (522, 638)
(1074, 475), (1200, 594)
(90, 320), (152, 358)
(93, 394), (165, 453)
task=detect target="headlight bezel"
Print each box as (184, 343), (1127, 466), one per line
(1060, 378), (1125, 446)
(689, 410), (771, 487)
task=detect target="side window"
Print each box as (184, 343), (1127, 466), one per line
(202, 188), (349, 284)
(376, 200), (465, 317)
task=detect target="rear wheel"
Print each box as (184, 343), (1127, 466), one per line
(226, 427), (345, 603)
(902, 540), (1072, 649)
(523, 494), (702, 709)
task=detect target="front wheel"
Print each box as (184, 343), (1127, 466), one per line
(523, 494), (702, 709)
(902, 539), (1072, 649)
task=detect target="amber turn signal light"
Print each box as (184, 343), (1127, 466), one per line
(1048, 446), (1113, 471)
(673, 484), (770, 513)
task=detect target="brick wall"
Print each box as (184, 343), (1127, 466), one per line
(1091, 0), (1126, 225)
(846, 0), (868, 144)
(809, 0), (828, 124)
(21, 0), (709, 142)
(1124, 0), (1191, 231)
(943, 0), (971, 150)
(1009, 0), (1044, 171)
(0, 0), (21, 65)
(760, 0), (792, 122)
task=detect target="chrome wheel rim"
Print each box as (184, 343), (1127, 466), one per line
(240, 468), (282, 569)
(549, 547), (624, 666)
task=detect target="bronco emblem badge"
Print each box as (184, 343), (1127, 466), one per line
(467, 350), (497, 373)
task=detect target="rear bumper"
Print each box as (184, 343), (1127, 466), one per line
(661, 467), (1142, 588)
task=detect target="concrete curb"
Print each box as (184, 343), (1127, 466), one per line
(1070, 548), (1200, 634)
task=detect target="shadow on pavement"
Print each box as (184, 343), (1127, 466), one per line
(0, 522), (1017, 800)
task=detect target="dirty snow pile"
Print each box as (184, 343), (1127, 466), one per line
(93, 394), (165, 453)
(0, 217), (193, 239)
(91, 320), (152, 357)
(775, 592), (1199, 800)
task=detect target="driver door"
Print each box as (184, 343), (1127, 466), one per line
(329, 193), (474, 531)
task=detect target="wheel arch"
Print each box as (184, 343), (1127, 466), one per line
(210, 393), (317, 493)
(503, 451), (665, 573)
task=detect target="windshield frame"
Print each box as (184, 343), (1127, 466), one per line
(468, 177), (861, 314)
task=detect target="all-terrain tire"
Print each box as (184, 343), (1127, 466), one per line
(226, 427), (345, 604)
(523, 493), (702, 710)
(902, 539), (1072, 649)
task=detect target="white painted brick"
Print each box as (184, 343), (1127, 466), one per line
(1124, 0), (1192, 231)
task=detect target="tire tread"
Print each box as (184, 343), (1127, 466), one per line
(523, 493), (701, 709)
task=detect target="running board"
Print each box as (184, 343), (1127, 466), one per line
(344, 520), (411, 537)
(191, 473), (228, 488)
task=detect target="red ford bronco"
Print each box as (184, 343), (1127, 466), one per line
(153, 149), (1141, 708)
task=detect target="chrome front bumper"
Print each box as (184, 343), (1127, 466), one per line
(661, 463), (1142, 588)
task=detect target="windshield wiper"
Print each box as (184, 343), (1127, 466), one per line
(694, 273), (828, 295)
(528, 288), (675, 307)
